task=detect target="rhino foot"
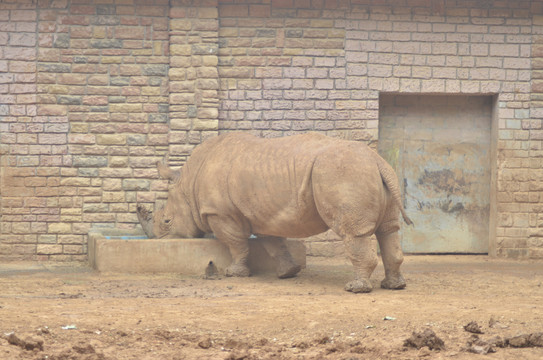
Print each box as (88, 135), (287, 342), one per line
(225, 263), (251, 277)
(381, 275), (406, 290)
(344, 279), (373, 293)
(277, 262), (301, 279)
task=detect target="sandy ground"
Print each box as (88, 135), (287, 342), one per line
(0, 255), (542, 359)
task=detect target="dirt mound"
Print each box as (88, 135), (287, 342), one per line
(403, 329), (445, 351)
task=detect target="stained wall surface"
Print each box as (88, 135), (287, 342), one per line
(379, 95), (493, 254)
(1, 0), (543, 260)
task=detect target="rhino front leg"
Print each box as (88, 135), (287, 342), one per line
(343, 235), (378, 293)
(259, 236), (301, 279)
(207, 215), (251, 277)
(376, 230), (406, 290)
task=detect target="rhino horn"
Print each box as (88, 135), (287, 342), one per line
(136, 205), (155, 238)
(156, 162), (181, 182)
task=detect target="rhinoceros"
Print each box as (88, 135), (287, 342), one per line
(137, 132), (412, 293)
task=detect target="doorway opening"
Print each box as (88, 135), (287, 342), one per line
(378, 94), (496, 254)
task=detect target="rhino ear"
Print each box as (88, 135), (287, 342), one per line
(157, 162), (181, 181)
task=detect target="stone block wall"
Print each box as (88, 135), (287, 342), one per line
(1, 0), (543, 260)
(168, 0), (220, 167)
(1, 0), (172, 260)
(0, 0), (39, 258)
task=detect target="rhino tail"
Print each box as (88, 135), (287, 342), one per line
(373, 152), (413, 226)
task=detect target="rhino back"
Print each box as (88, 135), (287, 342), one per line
(184, 133), (392, 239)
(189, 133), (333, 237)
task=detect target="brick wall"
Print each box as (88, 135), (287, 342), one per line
(0, 0), (39, 258)
(218, 2), (361, 141)
(529, 14), (543, 259)
(168, 0), (219, 168)
(339, 1), (534, 258)
(1, 0), (543, 260)
(1, 0), (172, 260)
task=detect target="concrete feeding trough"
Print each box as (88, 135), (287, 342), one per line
(88, 228), (306, 276)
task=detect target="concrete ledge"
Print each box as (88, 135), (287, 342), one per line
(88, 229), (306, 275)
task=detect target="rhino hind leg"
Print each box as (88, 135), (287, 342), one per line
(343, 235), (378, 293)
(259, 236), (301, 279)
(376, 230), (406, 290)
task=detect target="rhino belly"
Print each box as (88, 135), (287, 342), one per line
(240, 194), (328, 238)
(243, 199), (329, 239)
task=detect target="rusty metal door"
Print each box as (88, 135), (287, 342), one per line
(378, 95), (491, 254)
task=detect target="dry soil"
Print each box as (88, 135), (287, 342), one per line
(0, 255), (542, 359)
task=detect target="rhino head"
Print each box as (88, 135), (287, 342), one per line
(136, 162), (203, 239)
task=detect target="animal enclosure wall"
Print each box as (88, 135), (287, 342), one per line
(1, 0), (543, 260)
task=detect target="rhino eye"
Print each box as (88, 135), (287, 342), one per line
(164, 219), (171, 224)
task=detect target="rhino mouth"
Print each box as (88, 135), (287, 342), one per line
(136, 205), (155, 238)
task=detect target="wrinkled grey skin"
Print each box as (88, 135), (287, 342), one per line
(137, 132), (412, 293)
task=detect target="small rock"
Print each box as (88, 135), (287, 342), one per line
(528, 332), (543, 347)
(6, 333), (44, 351)
(468, 344), (494, 355)
(198, 337), (212, 349)
(505, 333), (543, 348)
(73, 342), (96, 354)
(404, 329), (445, 351)
(464, 321), (483, 334)
(37, 327), (50, 335)
(507, 334), (530, 348)
(292, 341), (309, 349)
(417, 346), (432, 357)
(465, 334), (507, 354)
(350, 345), (366, 354)
(315, 335), (331, 345)
(489, 316), (508, 329)
(204, 261), (219, 279)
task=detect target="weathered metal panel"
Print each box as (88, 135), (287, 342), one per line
(379, 95), (492, 253)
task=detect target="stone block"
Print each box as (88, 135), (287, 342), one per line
(197, 67), (218, 78)
(88, 229), (306, 275)
(192, 44), (218, 56)
(102, 191), (125, 203)
(143, 64), (168, 76)
(83, 204), (109, 213)
(170, 44), (191, 56)
(168, 68), (187, 80)
(96, 134), (126, 145)
(148, 113), (168, 123)
(122, 179), (151, 191)
(110, 77), (130, 86)
(170, 19), (191, 31)
(196, 107), (218, 119)
(193, 118), (218, 130)
(48, 223), (71, 234)
(196, 79), (219, 90)
(110, 103), (142, 113)
(170, 93), (194, 104)
(37, 244), (63, 255)
(90, 39), (123, 49)
(73, 156), (108, 167)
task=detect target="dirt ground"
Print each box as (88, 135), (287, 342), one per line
(1, 255), (542, 360)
